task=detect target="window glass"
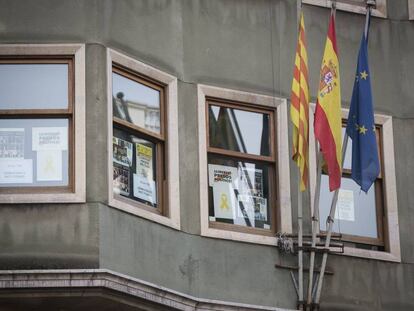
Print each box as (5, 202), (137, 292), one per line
(319, 175), (378, 239)
(0, 118), (69, 187)
(113, 127), (157, 208)
(0, 64), (68, 110)
(208, 105), (270, 156)
(208, 156), (272, 230)
(112, 72), (161, 134)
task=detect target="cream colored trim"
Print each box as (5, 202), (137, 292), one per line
(409, 0), (414, 20)
(197, 84), (292, 246)
(309, 105), (401, 262)
(302, 0), (387, 18)
(0, 44), (86, 204)
(107, 48), (180, 230)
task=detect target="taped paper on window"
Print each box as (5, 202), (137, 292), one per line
(208, 164), (238, 189)
(336, 189), (355, 222)
(237, 194), (267, 221)
(113, 165), (130, 196)
(32, 127), (67, 151)
(113, 137), (133, 167)
(0, 159), (33, 184)
(136, 143), (153, 180)
(212, 182), (236, 220)
(238, 167), (263, 197)
(0, 128), (25, 159)
(36, 150), (62, 181)
(133, 173), (156, 205)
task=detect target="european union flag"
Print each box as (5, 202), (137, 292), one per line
(346, 31), (380, 193)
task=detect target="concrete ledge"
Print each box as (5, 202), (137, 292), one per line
(0, 269), (296, 311)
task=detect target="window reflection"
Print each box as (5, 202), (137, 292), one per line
(319, 175), (378, 239)
(0, 64), (69, 110)
(112, 72), (161, 134)
(209, 105), (270, 156)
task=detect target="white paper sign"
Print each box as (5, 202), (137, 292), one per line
(133, 174), (156, 204)
(208, 164), (239, 189)
(36, 150), (62, 181)
(0, 159), (33, 184)
(32, 127), (67, 151)
(237, 194), (267, 221)
(0, 128), (25, 159)
(136, 143), (153, 180)
(336, 189), (355, 222)
(212, 182), (236, 220)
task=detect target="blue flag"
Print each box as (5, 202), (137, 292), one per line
(346, 31), (380, 193)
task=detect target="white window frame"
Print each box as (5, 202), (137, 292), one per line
(197, 84), (292, 245)
(302, 0), (387, 18)
(107, 48), (180, 230)
(309, 105), (401, 262)
(0, 44), (86, 204)
(409, 0), (414, 20)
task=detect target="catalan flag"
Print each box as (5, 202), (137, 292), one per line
(291, 12), (309, 192)
(314, 12), (342, 192)
(346, 22), (380, 193)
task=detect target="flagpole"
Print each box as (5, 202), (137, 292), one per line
(306, 148), (322, 310)
(313, 133), (348, 310)
(312, 4), (374, 309)
(298, 181), (304, 310)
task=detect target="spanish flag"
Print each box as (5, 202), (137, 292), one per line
(314, 12), (342, 191)
(291, 12), (309, 191)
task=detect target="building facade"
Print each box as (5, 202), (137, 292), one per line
(0, 0), (413, 310)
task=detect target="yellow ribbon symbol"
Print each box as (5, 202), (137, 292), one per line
(220, 193), (229, 210)
(44, 156), (54, 172)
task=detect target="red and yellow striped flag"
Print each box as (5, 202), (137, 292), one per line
(291, 12), (310, 192)
(314, 12), (342, 191)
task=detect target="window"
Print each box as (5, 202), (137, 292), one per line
(302, 0), (387, 18)
(198, 85), (292, 245)
(309, 108), (400, 261)
(0, 44), (85, 203)
(107, 49), (180, 229)
(319, 126), (384, 247)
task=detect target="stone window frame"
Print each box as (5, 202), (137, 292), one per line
(197, 84), (292, 245)
(106, 48), (180, 230)
(409, 0), (414, 20)
(302, 0), (387, 18)
(309, 106), (401, 262)
(0, 44), (86, 204)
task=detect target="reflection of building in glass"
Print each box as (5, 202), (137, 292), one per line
(113, 93), (160, 133)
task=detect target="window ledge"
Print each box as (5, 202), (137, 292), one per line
(302, 0), (387, 18)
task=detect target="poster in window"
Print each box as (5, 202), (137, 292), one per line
(238, 167), (263, 197)
(0, 128), (25, 159)
(212, 182), (236, 220)
(113, 137), (133, 167)
(208, 164), (239, 189)
(0, 159), (33, 184)
(335, 189), (355, 222)
(32, 127), (68, 151)
(237, 194), (268, 221)
(36, 150), (62, 181)
(133, 173), (156, 205)
(136, 143), (153, 181)
(113, 165), (130, 196)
